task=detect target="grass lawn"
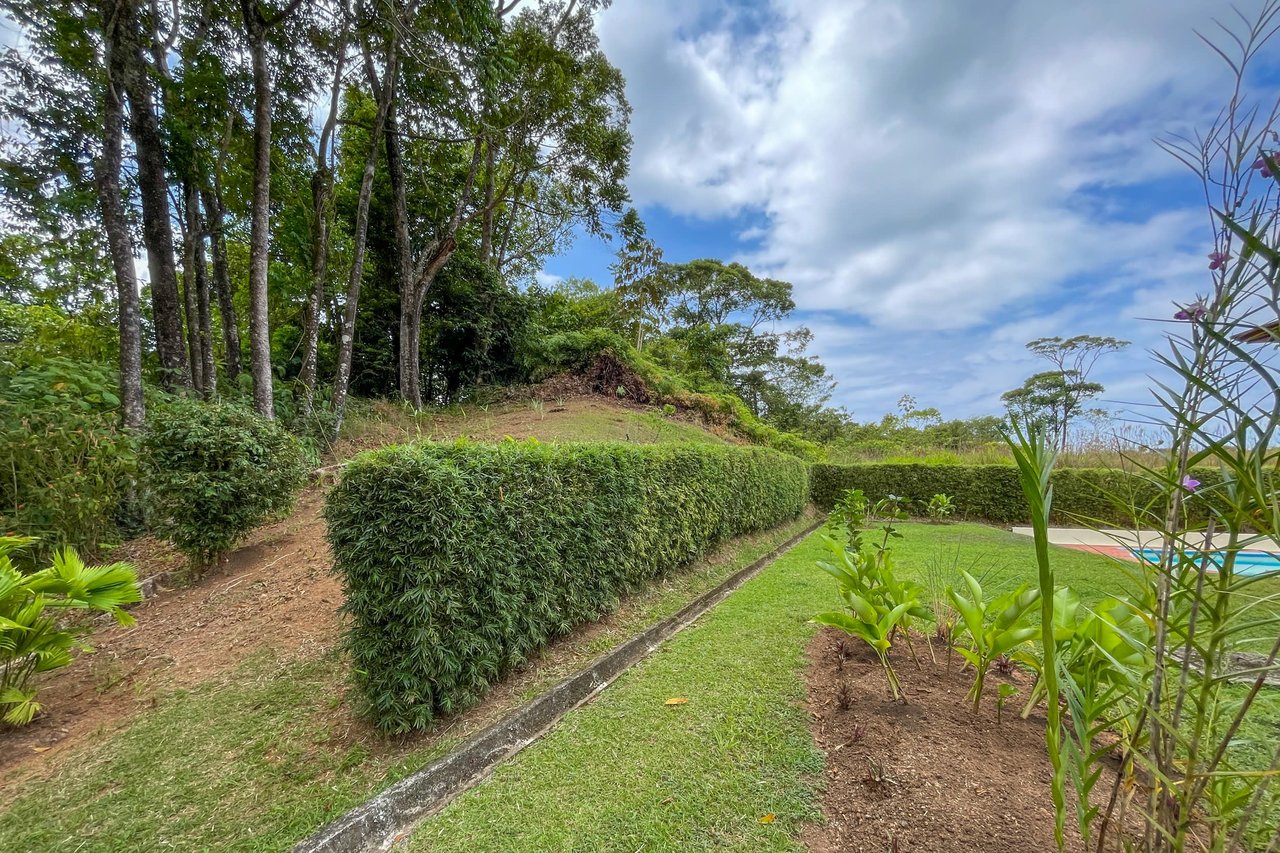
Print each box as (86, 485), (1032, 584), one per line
(409, 522), (1280, 851)
(410, 532), (833, 853)
(0, 516), (814, 852)
(3, 519), (1274, 850)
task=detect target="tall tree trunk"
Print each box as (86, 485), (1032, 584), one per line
(180, 183), (205, 395)
(185, 180), (215, 394)
(202, 184), (240, 380)
(384, 98), (419, 407)
(99, 0), (144, 431)
(393, 141), (481, 409)
(240, 4), (275, 419)
(299, 167), (331, 411)
(118, 0), (187, 389)
(331, 34), (398, 432)
(479, 139), (496, 264)
(299, 28), (346, 413)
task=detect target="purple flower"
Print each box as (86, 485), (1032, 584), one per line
(1182, 475), (1201, 492)
(1253, 154), (1276, 179)
(1175, 299), (1208, 321)
(1208, 251), (1230, 270)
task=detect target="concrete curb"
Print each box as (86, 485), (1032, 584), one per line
(292, 519), (822, 853)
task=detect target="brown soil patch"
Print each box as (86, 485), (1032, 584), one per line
(0, 486), (342, 784)
(803, 627), (1124, 853)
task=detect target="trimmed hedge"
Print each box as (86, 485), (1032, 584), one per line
(810, 463), (1221, 526)
(327, 440), (810, 732)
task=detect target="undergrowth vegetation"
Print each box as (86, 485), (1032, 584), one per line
(327, 440), (809, 732)
(141, 400), (309, 570)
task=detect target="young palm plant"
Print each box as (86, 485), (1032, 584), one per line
(0, 537), (141, 725)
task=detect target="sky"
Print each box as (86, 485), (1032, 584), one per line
(537, 0), (1280, 423)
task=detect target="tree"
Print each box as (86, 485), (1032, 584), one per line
(610, 209), (664, 350)
(1002, 370), (1104, 449)
(331, 20), (400, 432)
(97, 0), (144, 430)
(238, 0), (307, 419)
(1003, 335), (1129, 450)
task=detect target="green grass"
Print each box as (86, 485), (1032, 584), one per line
(0, 516), (813, 852)
(339, 399), (729, 456)
(408, 522), (1280, 850)
(411, 534), (834, 852)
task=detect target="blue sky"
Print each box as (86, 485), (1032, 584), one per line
(537, 0), (1280, 423)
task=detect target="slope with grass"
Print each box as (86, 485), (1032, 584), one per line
(0, 391), (814, 851)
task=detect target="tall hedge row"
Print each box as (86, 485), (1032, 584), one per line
(810, 463), (1220, 526)
(327, 440), (810, 732)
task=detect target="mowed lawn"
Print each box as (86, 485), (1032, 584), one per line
(409, 522), (1280, 851)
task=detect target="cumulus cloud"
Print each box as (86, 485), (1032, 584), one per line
(595, 0), (1255, 417)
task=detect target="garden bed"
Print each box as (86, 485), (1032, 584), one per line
(804, 626), (1105, 852)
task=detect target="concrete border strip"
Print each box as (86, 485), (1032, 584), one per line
(292, 518), (822, 853)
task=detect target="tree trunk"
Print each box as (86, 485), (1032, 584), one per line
(479, 139), (496, 264)
(186, 180), (216, 394)
(299, 29), (346, 413)
(299, 167), (330, 411)
(180, 182), (205, 395)
(240, 4), (275, 419)
(384, 98), (420, 407)
(331, 34), (398, 433)
(201, 185), (241, 381)
(99, 0), (144, 431)
(117, 0), (187, 389)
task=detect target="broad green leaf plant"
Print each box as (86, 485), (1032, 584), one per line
(814, 489), (931, 701)
(946, 569), (1040, 712)
(0, 537), (141, 726)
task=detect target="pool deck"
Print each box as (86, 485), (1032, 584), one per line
(1009, 527), (1280, 561)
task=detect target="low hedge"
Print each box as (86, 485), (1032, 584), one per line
(327, 440), (810, 732)
(810, 463), (1221, 526)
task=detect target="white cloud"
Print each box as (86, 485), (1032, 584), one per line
(534, 270), (564, 289)
(596, 0), (1261, 417)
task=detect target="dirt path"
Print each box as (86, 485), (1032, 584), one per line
(0, 485), (342, 781)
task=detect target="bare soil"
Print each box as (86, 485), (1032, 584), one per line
(0, 487), (342, 781)
(803, 626), (1121, 853)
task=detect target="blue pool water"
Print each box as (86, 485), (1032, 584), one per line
(1134, 548), (1280, 577)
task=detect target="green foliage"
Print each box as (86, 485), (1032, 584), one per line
(813, 490), (930, 700)
(521, 328), (636, 381)
(141, 400), (309, 568)
(947, 570), (1041, 712)
(0, 536), (140, 726)
(326, 440), (809, 732)
(0, 356), (138, 564)
(810, 462), (1222, 526)
(924, 493), (956, 521)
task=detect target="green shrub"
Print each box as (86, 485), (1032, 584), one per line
(0, 357), (137, 565)
(810, 463), (1221, 526)
(141, 400), (309, 568)
(522, 328), (635, 381)
(327, 440), (810, 732)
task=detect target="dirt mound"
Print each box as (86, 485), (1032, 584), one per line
(582, 351), (650, 403)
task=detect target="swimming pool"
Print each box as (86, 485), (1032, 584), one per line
(1133, 548), (1280, 577)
